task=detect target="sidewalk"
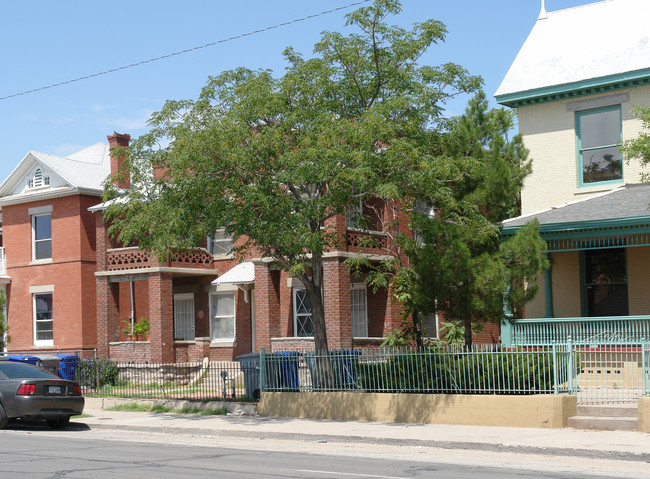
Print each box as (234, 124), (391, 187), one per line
(78, 398), (650, 461)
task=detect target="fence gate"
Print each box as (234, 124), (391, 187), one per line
(572, 343), (648, 405)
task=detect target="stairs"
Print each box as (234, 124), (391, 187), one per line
(569, 405), (638, 431)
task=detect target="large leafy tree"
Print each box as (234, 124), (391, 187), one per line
(348, 92), (549, 348)
(103, 0), (482, 354)
(622, 105), (650, 180)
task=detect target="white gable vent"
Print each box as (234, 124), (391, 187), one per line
(28, 168), (50, 189)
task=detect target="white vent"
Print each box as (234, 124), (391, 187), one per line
(28, 168), (50, 189)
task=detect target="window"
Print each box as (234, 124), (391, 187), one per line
(420, 313), (439, 338)
(34, 293), (53, 345)
(32, 214), (52, 260)
(27, 168), (50, 189)
(346, 201), (364, 229)
(174, 293), (195, 340)
(210, 292), (235, 341)
(583, 248), (628, 317)
(208, 229), (233, 256)
(346, 199), (384, 231)
(576, 106), (623, 186)
(293, 288), (313, 337)
(351, 284), (368, 337)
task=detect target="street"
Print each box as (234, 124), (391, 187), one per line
(0, 420), (644, 479)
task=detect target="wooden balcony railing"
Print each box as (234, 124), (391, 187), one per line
(346, 230), (388, 251)
(105, 247), (214, 271)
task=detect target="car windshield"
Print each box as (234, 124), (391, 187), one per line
(0, 362), (58, 379)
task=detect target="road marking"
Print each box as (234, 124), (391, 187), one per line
(298, 470), (408, 479)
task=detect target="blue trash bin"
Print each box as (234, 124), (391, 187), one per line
(267, 352), (300, 391)
(55, 354), (79, 380)
(7, 355), (41, 366)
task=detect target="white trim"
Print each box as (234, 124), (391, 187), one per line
(33, 291), (53, 346)
(29, 284), (54, 294)
(350, 283), (368, 338)
(28, 205), (53, 216)
(31, 212), (52, 261)
(173, 293), (195, 341)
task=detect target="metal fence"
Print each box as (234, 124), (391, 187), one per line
(260, 345), (576, 395)
(3, 343), (648, 404)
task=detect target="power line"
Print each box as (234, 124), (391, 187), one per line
(0, 0), (372, 102)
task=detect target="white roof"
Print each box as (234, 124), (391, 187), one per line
(0, 142), (110, 200)
(496, 0), (650, 100)
(212, 262), (255, 285)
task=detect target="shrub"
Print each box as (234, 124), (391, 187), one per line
(78, 357), (120, 388)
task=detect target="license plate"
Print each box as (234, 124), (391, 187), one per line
(47, 386), (62, 395)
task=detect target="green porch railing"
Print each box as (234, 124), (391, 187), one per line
(501, 315), (650, 346)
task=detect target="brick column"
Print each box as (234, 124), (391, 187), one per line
(148, 272), (174, 363)
(323, 257), (352, 350)
(95, 213), (108, 271)
(96, 276), (119, 357)
(254, 262), (280, 351)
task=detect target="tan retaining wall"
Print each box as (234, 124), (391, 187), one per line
(258, 392), (576, 428)
(639, 397), (650, 432)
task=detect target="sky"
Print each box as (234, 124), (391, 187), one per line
(0, 0), (597, 181)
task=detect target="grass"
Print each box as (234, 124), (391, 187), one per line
(108, 402), (228, 416)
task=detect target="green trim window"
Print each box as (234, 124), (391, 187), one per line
(576, 106), (623, 186)
(582, 248), (628, 317)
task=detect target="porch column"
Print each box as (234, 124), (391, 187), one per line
(96, 276), (120, 357)
(254, 262), (280, 351)
(544, 253), (554, 318)
(323, 257), (352, 350)
(148, 272), (174, 363)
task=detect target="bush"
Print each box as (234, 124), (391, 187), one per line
(78, 357), (120, 388)
(357, 348), (569, 394)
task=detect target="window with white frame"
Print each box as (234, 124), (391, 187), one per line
(32, 213), (52, 260)
(346, 200), (364, 230)
(576, 106), (623, 186)
(208, 229), (233, 256)
(293, 288), (313, 337)
(350, 283), (368, 337)
(210, 292), (235, 341)
(420, 312), (439, 338)
(34, 293), (53, 345)
(28, 168), (50, 189)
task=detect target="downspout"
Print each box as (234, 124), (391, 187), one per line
(129, 281), (135, 334)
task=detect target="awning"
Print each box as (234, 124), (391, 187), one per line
(212, 262), (255, 286)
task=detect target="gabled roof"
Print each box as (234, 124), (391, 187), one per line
(502, 182), (650, 232)
(0, 142), (110, 203)
(496, 0), (650, 107)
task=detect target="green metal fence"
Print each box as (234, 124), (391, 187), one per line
(260, 345), (578, 395)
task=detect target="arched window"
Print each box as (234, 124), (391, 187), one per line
(28, 168), (50, 189)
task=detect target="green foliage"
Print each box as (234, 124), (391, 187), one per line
(103, 0), (481, 353)
(622, 105), (650, 182)
(357, 348), (568, 394)
(78, 357), (121, 388)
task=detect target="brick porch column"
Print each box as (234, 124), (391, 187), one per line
(148, 272), (174, 363)
(323, 257), (352, 350)
(96, 276), (119, 358)
(254, 262), (280, 351)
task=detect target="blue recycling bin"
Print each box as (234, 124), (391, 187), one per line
(267, 352), (301, 391)
(7, 355), (41, 366)
(55, 354), (79, 381)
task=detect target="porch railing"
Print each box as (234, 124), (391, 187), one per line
(502, 315), (650, 347)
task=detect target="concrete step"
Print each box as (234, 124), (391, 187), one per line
(577, 405), (637, 418)
(568, 415), (638, 431)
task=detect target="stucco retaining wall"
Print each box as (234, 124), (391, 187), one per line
(638, 397), (650, 432)
(258, 392), (577, 428)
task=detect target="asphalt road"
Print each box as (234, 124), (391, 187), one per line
(0, 421), (637, 479)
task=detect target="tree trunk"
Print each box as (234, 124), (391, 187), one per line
(463, 317), (473, 349)
(304, 255), (329, 355)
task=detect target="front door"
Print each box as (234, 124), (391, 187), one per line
(174, 293), (195, 340)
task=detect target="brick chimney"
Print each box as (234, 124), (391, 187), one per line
(107, 132), (131, 189)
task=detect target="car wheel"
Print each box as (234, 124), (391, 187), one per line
(46, 417), (70, 430)
(0, 405), (7, 428)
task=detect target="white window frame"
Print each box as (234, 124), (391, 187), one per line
(350, 283), (368, 338)
(33, 291), (54, 346)
(173, 293), (195, 341)
(346, 200), (364, 230)
(209, 292), (235, 342)
(208, 228), (233, 256)
(292, 288), (314, 337)
(32, 213), (52, 261)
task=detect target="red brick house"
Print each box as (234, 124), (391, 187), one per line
(1, 132), (430, 360)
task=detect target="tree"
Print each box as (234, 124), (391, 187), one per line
(103, 0), (481, 354)
(347, 92), (549, 348)
(622, 105), (650, 181)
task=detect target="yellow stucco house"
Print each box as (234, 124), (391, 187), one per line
(497, 0), (650, 345)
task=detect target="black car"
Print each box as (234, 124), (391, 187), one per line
(0, 360), (84, 429)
